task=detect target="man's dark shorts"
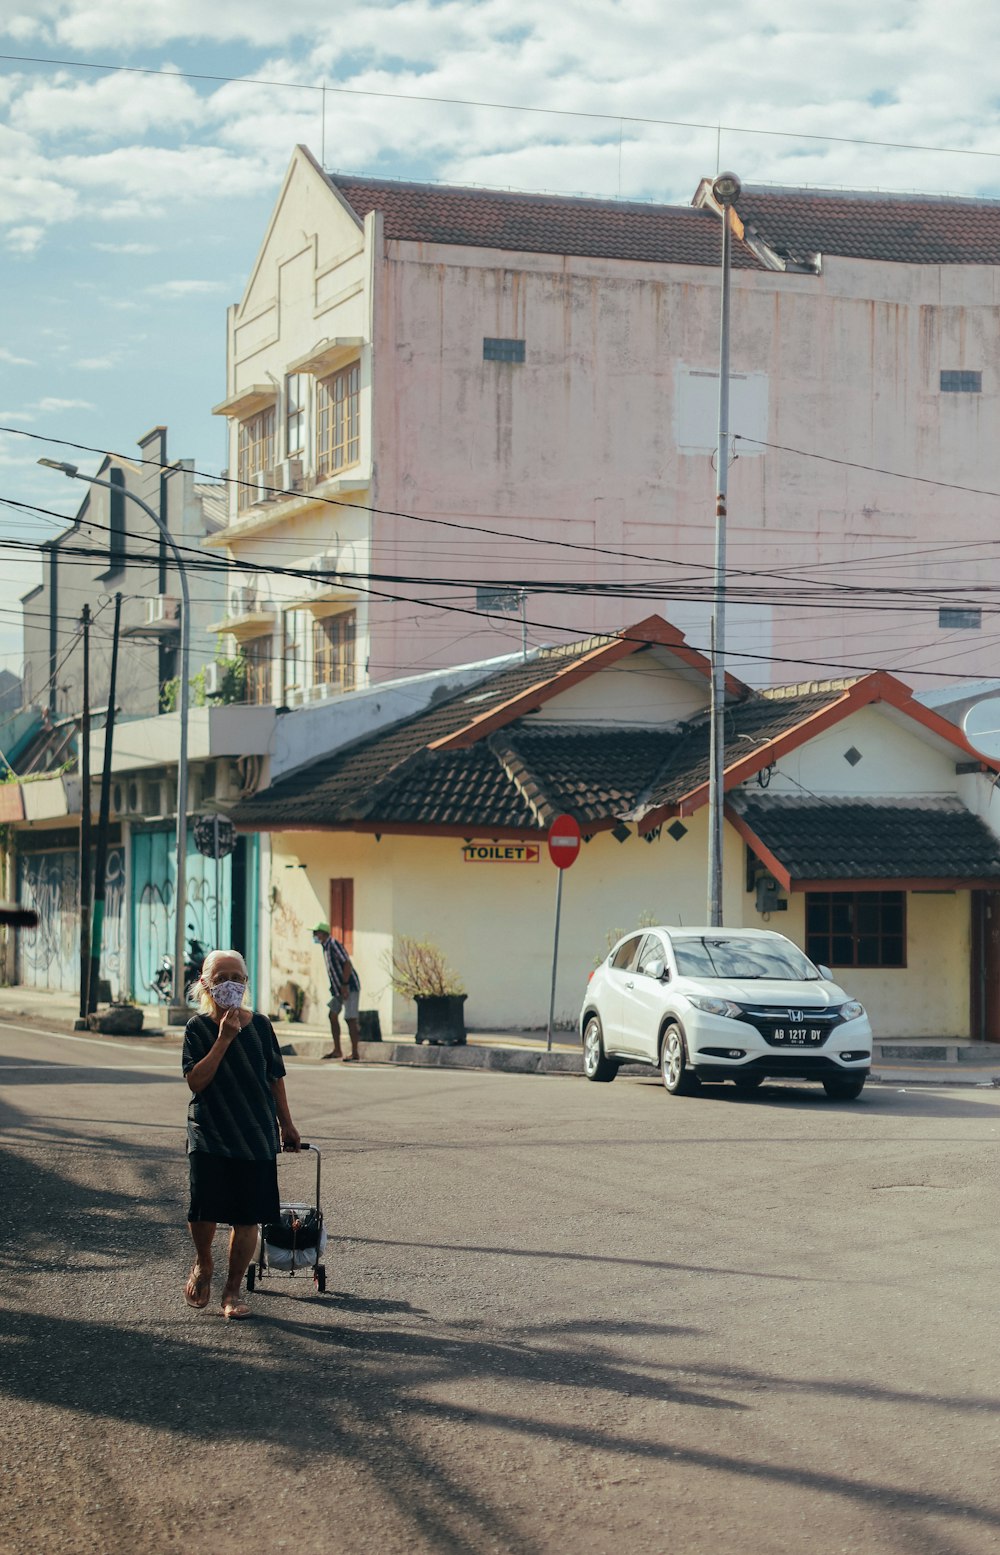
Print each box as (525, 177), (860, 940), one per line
(187, 1152), (280, 1226)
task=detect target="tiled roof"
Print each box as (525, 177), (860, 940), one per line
(729, 793), (1000, 880)
(737, 186), (1000, 266)
(329, 173), (765, 269)
(627, 689), (845, 821)
(235, 634), (639, 831)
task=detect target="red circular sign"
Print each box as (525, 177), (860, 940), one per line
(547, 813), (582, 869)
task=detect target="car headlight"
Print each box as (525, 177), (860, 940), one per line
(840, 1000), (865, 1021)
(687, 995), (743, 1019)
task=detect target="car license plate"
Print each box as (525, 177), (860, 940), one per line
(771, 1027), (823, 1045)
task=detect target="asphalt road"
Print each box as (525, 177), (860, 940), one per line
(1, 1016), (999, 1555)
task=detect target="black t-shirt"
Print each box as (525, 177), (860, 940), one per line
(182, 1012), (286, 1160)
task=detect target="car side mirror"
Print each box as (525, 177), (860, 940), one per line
(646, 957), (666, 981)
(817, 964), (832, 981)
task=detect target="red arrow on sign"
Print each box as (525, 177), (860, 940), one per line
(547, 813), (582, 869)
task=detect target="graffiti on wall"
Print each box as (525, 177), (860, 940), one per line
(132, 828), (231, 1001)
(17, 847), (125, 997)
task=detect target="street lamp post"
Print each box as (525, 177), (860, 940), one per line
(707, 171), (741, 928)
(39, 458), (191, 1021)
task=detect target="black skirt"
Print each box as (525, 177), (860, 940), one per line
(187, 1151), (281, 1226)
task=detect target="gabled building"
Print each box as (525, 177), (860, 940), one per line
(234, 615), (1000, 1041)
(209, 148), (1000, 702)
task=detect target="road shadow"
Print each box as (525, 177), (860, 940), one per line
(1, 1301), (998, 1550)
(0, 1054), (178, 1086)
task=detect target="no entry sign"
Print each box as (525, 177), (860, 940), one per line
(547, 813), (581, 869)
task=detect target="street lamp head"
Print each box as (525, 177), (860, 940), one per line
(712, 170), (742, 206)
(37, 457), (79, 477)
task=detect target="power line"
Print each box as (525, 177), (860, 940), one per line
(4, 51), (1000, 167)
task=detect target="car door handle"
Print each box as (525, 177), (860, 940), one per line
(625, 980), (634, 988)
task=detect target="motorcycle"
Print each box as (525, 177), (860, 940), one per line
(149, 928), (207, 1003)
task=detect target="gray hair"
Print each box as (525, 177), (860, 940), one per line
(193, 948), (250, 1015)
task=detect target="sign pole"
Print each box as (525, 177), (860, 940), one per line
(545, 867), (564, 1054)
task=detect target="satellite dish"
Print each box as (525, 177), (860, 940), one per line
(962, 697), (1000, 760)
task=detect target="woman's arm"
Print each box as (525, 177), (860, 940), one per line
(185, 1009), (240, 1093)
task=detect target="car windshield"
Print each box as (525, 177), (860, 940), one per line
(672, 936), (819, 981)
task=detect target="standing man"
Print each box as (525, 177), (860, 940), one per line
(313, 920), (362, 1062)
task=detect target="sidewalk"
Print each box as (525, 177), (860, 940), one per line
(1, 985), (999, 1084)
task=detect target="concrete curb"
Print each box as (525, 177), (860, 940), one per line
(278, 1038), (585, 1075)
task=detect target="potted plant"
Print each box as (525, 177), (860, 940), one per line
(383, 936), (467, 1046)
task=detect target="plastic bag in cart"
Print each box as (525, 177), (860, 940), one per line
(262, 1204), (328, 1270)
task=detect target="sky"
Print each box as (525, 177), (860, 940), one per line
(4, 0), (1000, 671)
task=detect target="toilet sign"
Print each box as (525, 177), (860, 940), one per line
(547, 813), (582, 869)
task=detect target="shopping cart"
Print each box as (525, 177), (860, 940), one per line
(246, 1143), (327, 1295)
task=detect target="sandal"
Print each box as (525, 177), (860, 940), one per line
(221, 1300), (252, 1320)
(184, 1269), (212, 1309)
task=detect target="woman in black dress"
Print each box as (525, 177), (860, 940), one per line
(182, 949), (300, 1319)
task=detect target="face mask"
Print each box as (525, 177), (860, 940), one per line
(211, 979), (246, 1009)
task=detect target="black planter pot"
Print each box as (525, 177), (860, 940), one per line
(414, 993), (467, 1046)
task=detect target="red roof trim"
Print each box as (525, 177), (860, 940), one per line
(724, 805), (792, 891)
(789, 878), (1000, 893)
(646, 669), (999, 833)
(431, 616), (748, 753)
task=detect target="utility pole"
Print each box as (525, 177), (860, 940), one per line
(77, 604), (92, 1026)
(87, 592), (121, 1014)
(707, 171), (742, 927)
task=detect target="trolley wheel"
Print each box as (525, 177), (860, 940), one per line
(246, 1262), (256, 1293)
(315, 1263), (327, 1293)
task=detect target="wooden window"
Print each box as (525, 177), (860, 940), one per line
(329, 878), (354, 953)
(243, 636), (272, 706)
(314, 611), (356, 692)
(316, 362), (360, 476)
(285, 373), (306, 458)
(806, 891), (906, 968)
(236, 407), (275, 511)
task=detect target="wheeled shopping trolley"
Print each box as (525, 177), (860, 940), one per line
(246, 1143), (327, 1295)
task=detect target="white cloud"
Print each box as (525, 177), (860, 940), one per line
(34, 397), (95, 412)
(156, 278), (230, 298)
(12, 67), (205, 143)
(74, 356), (115, 370)
(0, 347), (34, 366)
(0, 411), (36, 423)
(93, 240), (158, 254)
(5, 224), (44, 253)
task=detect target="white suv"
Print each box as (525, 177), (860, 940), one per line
(580, 926), (872, 1100)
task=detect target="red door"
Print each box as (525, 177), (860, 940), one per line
(329, 878), (354, 954)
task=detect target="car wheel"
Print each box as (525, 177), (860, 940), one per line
(660, 1024), (698, 1096)
(733, 1074), (765, 1091)
(823, 1077), (866, 1100)
(582, 1015), (619, 1083)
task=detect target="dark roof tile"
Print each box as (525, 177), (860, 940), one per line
(729, 793), (1000, 879)
(330, 173), (764, 269)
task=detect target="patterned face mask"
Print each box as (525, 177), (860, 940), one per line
(211, 979), (247, 1009)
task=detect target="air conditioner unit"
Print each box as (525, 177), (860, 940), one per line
(305, 551), (340, 593)
(229, 586), (258, 617)
(285, 686), (306, 708)
(273, 458), (305, 494)
(203, 662), (224, 697)
(145, 594), (179, 626)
